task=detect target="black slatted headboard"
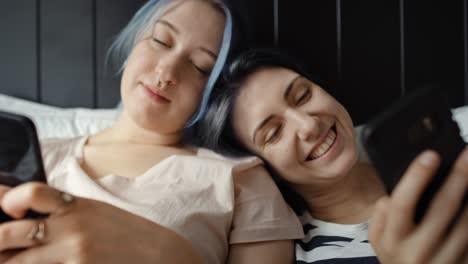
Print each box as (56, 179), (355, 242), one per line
(0, 0), (145, 108)
(1, 0), (467, 125)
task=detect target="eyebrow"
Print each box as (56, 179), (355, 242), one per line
(156, 20), (179, 34)
(156, 19), (218, 60)
(252, 75), (303, 145)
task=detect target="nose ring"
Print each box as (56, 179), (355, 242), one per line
(156, 75), (162, 87)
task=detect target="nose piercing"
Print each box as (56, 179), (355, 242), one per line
(156, 75), (162, 87)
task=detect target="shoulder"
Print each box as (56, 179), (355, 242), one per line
(229, 162), (304, 243)
(194, 152), (304, 244)
(194, 148), (287, 202)
(232, 164), (277, 199)
(41, 137), (85, 157)
(40, 137), (86, 174)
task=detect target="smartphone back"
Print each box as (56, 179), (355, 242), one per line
(0, 111), (47, 222)
(361, 87), (467, 223)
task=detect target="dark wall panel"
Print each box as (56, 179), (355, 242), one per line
(96, 0), (146, 108)
(340, 0), (401, 125)
(0, 1), (38, 101)
(0, 1), (466, 118)
(278, 1), (340, 93)
(229, 0), (274, 48)
(404, 0), (465, 107)
(41, 0), (94, 107)
(465, 0), (468, 104)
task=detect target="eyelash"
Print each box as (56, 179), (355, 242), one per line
(265, 124), (283, 145)
(191, 62), (209, 76)
(152, 37), (170, 48)
(153, 38), (209, 76)
(295, 88), (311, 105)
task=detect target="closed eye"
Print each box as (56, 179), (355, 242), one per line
(152, 37), (170, 48)
(191, 62), (210, 76)
(264, 124), (283, 145)
(295, 88), (311, 106)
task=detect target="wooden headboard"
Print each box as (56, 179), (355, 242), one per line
(1, 0), (467, 125)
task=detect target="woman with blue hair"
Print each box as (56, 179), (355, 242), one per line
(0, 1), (303, 263)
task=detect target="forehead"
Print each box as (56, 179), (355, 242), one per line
(237, 66), (298, 104)
(232, 67), (299, 143)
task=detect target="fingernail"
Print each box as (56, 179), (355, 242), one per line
(419, 151), (438, 167)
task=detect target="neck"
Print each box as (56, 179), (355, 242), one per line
(297, 162), (386, 224)
(96, 111), (184, 146)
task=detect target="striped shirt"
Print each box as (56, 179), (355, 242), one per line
(296, 212), (379, 264)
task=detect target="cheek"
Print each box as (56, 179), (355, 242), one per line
(123, 45), (154, 82)
(267, 156), (301, 184)
(180, 100), (199, 119)
(338, 105), (355, 137)
(120, 68), (132, 104)
(121, 65), (141, 96)
(181, 84), (204, 106)
(345, 131), (359, 162)
(173, 87), (205, 123)
(265, 141), (297, 172)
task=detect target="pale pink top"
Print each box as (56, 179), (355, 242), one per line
(41, 137), (304, 264)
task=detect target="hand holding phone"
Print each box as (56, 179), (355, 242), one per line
(368, 149), (468, 263)
(0, 111), (47, 222)
(361, 87), (467, 223)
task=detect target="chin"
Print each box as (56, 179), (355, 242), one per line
(321, 146), (359, 181)
(126, 106), (162, 132)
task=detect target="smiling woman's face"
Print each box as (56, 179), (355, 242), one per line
(121, 0), (225, 135)
(232, 67), (359, 187)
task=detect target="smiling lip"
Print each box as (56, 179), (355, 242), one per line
(142, 84), (171, 104)
(305, 124), (337, 161)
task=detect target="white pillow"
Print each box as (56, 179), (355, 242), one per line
(1, 93), (467, 144)
(0, 93), (118, 139)
(452, 106), (468, 140)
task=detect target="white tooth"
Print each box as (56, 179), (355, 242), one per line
(320, 146), (327, 154)
(314, 146), (327, 158)
(312, 144), (327, 159)
(320, 145), (328, 153)
(317, 148), (326, 157)
(309, 129), (337, 159)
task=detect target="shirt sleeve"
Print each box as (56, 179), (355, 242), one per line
(229, 164), (304, 244)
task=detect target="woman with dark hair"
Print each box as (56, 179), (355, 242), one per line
(0, 4), (303, 263)
(199, 49), (468, 263)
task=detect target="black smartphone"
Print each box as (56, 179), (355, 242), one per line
(0, 110), (47, 222)
(361, 87), (467, 223)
